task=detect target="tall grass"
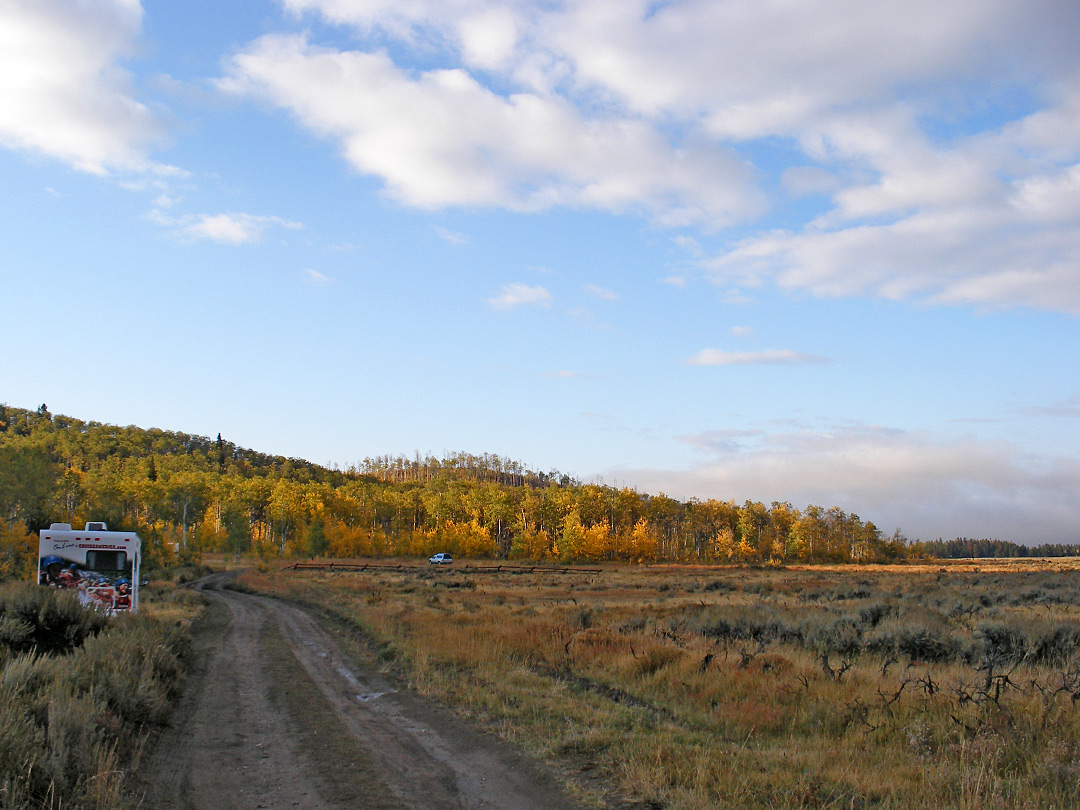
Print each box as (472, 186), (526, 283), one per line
(243, 559), (1080, 809)
(0, 583), (196, 809)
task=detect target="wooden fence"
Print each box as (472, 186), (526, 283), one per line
(284, 561), (602, 575)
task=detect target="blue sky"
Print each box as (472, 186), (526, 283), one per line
(2, 0), (1079, 543)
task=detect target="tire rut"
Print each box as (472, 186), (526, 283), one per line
(134, 573), (584, 810)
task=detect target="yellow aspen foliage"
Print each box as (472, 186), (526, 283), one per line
(456, 519), (496, 559)
(711, 525), (736, 561)
(394, 528), (435, 557)
(629, 518), (658, 563)
(325, 519), (373, 558)
(509, 525), (553, 562)
(0, 521), (37, 580)
(733, 538), (757, 562)
(556, 510), (586, 562)
(197, 504), (228, 552)
(770, 537), (787, 562)
(581, 520), (613, 561)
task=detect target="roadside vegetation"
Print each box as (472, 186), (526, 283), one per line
(0, 581), (203, 809)
(242, 558), (1080, 809)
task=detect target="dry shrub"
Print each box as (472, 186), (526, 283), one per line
(0, 585), (109, 657)
(0, 583), (195, 810)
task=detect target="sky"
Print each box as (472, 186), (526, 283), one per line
(2, 0), (1079, 544)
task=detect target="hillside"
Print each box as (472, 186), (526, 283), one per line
(3, 402), (915, 568)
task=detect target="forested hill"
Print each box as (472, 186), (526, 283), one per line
(919, 538), (1080, 559)
(0, 402), (1028, 570)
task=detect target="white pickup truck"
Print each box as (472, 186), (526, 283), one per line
(428, 552), (453, 565)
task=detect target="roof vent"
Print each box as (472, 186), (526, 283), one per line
(85, 522), (107, 532)
(49, 523), (72, 531)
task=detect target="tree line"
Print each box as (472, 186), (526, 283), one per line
(0, 404), (1058, 572)
(916, 537), (1080, 559)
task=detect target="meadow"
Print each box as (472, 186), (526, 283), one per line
(242, 558), (1080, 809)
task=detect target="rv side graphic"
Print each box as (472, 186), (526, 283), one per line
(37, 522), (142, 613)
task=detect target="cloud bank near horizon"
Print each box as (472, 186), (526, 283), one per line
(615, 425), (1080, 545)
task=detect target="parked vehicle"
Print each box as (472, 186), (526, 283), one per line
(37, 522), (141, 613)
(429, 552), (453, 565)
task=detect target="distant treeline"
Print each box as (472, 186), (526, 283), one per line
(0, 403), (1067, 572)
(917, 537), (1080, 559)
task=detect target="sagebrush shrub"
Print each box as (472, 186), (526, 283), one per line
(0, 585), (108, 656)
(0, 582), (193, 809)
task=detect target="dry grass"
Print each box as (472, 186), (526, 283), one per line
(240, 559), (1080, 809)
(0, 582), (203, 810)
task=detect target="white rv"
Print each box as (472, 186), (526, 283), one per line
(37, 522), (141, 613)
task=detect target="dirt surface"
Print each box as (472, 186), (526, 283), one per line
(134, 573), (587, 810)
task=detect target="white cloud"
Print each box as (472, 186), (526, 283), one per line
(148, 210), (303, 243)
(709, 182), (1080, 312)
(457, 7), (519, 70)
(687, 348), (829, 366)
(780, 166), (841, 197)
(0, 0), (168, 174)
(218, 33), (761, 225)
(241, 1), (1080, 311)
(304, 267), (330, 282)
(584, 283), (619, 301)
(184, 213), (302, 244)
(617, 424), (1080, 544)
(672, 234), (703, 258)
(487, 282), (551, 310)
(730, 325), (754, 337)
(434, 225), (468, 245)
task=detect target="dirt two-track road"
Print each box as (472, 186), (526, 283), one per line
(135, 573), (585, 810)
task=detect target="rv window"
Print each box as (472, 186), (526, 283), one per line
(86, 550), (127, 572)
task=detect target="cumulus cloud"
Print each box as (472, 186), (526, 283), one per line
(0, 0), (169, 174)
(217, 33), (761, 225)
(708, 103), (1080, 312)
(487, 282), (551, 310)
(780, 166), (841, 197)
(615, 424), (1080, 544)
(687, 348), (830, 366)
(227, 0), (1080, 311)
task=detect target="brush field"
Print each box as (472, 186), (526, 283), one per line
(242, 558), (1080, 809)
(0, 580), (204, 810)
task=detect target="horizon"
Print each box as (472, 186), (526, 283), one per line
(2, 1), (1078, 544)
(5, 400), (1076, 549)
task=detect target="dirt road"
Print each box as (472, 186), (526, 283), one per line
(135, 573), (585, 810)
